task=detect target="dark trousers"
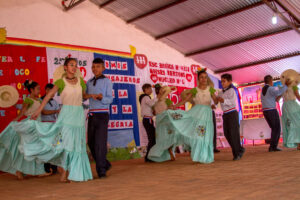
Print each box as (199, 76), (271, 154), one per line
(44, 163), (57, 174)
(88, 112), (111, 176)
(263, 109), (281, 149)
(223, 111), (242, 158)
(143, 118), (156, 161)
(212, 111), (217, 150)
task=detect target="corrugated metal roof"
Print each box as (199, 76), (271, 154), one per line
(226, 55), (300, 84)
(92, 0), (300, 84)
(189, 30), (300, 70)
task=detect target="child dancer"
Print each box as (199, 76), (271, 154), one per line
(217, 73), (245, 161)
(85, 58), (113, 178)
(282, 84), (300, 149)
(0, 80), (45, 179)
(41, 83), (60, 175)
(148, 85), (176, 162)
(12, 58), (92, 182)
(261, 75), (289, 152)
(140, 83), (156, 162)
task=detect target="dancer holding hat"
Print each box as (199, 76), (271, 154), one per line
(0, 58), (92, 182)
(0, 81), (46, 179)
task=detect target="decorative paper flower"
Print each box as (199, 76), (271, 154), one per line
(165, 98), (173, 106)
(188, 88), (197, 98)
(209, 87), (216, 95)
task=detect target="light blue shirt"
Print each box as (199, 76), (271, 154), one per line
(86, 76), (113, 112)
(261, 84), (288, 110)
(41, 99), (59, 122)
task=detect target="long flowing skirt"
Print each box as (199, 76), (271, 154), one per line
(0, 105), (92, 181)
(282, 100), (300, 148)
(148, 104), (214, 163)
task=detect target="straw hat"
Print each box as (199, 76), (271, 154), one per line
(0, 85), (19, 108)
(280, 69), (300, 87)
(53, 65), (83, 82)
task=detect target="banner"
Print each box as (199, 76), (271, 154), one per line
(0, 45), (48, 132)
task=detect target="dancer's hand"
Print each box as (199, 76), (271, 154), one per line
(218, 97), (224, 103)
(31, 111), (40, 120)
(96, 93), (103, 100)
(285, 79), (292, 86)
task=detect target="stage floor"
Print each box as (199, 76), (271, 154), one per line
(1, 145), (300, 200)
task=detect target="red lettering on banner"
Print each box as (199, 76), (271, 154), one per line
(79, 67), (87, 78)
(122, 105), (132, 114)
(111, 105), (118, 114)
(118, 89), (128, 99)
(111, 61), (116, 70)
(122, 62), (128, 71)
(105, 60), (110, 69)
(108, 120), (134, 129)
(117, 62), (121, 70)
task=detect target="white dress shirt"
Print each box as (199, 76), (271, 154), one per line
(141, 96), (156, 117)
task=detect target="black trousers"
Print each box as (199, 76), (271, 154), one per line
(44, 163), (57, 174)
(223, 111), (242, 158)
(212, 111), (217, 150)
(263, 109), (281, 149)
(143, 118), (156, 161)
(88, 112), (111, 176)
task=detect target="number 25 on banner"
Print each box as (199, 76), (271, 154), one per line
(134, 54), (148, 69)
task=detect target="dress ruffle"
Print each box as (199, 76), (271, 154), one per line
(148, 105), (214, 163)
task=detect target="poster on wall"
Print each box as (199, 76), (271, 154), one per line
(0, 45), (48, 132)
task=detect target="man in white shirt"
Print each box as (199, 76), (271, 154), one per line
(140, 83), (157, 162)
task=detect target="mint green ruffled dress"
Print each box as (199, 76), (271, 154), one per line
(148, 87), (214, 163)
(0, 78), (92, 181)
(282, 87), (300, 148)
(0, 98), (45, 175)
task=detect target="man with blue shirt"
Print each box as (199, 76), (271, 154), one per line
(261, 75), (290, 152)
(85, 58), (113, 178)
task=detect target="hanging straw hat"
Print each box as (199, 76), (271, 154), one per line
(53, 65), (83, 82)
(0, 85), (19, 108)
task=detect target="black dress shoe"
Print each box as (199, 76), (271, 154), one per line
(214, 149), (220, 153)
(98, 174), (107, 179)
(239, 147), (245, 158)
(269, 147), (282, 152)
(233, 156), (241, 161)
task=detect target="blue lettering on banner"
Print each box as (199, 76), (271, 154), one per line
(94, 53), (139, 147)
(0, 70), (3, 76)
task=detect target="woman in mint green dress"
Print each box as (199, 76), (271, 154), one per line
(0, 58), (92, 182)
(0, 80), (46, 179)
(282, 86), (300, 149)
(148, 70), (217, 163)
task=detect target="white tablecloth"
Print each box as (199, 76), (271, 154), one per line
(240, 118), (280, 140)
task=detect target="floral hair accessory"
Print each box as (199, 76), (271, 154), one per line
(153, 83), (162, 88)
(196, 67), (207, 74)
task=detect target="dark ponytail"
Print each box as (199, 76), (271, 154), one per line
(64, 57), (77, 66)
(24, 80), (38, 93)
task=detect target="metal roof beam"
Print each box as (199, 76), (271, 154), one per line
(185, 26), (295, 57)
(262, 0), (300, 35)
(126, 0), (189, 24)
(155, 1), (264, 40)
(214, 51), (300, 74)
(99, 0), (116, 8)
(63, 0), (86, 11)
